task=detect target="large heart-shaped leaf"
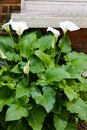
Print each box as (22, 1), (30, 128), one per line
(30, 56), (45, 73)
(7, 119), (28, 130)
(31, 86), (56, 112)
(21, 31), (38, 59)
(28, 106), (46, 130)
(37, 34), (54, 51)
(0, 86), (14, 112)
(62, 64), (80, 79)
(16, 78), (30, 98)
(71, 59), (87, 73)
(6, 51), (20, 61)
(5, 104), (28, 121)
(66, 97), (87, 121)
(54, 114), (67, 130)
(58, 33), (71, 53)
(0, 36), (14, 49)
(64, 85), (78, 101)
(35, 50), (55, 68)
(46, 67), (70, 83)
(65, 51), (87, 61)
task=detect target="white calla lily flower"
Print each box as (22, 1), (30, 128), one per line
(10, 19), (28, 35)
(0, 49), (7, 59)
(81, 70), (87, 78)
(59, 21), (80, 33)
(2, 19), (12, 32)
(47, 27), (60, 48)
(23, 60), (30, 75)
(47, 27), (60, 37)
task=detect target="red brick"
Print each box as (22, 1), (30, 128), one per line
(2, 5), (9, 13)
(69, 33), (78, 41)
(0, 14), (3, 23)
(0, 0), (20, 4)
(72, 44), (83, 53)
(0, 13), (11, 23)
(9, 5), (21, 13)
(0, 6), (1, 13)
(77, 34), (87, 41)
(77, 28), (87, 34)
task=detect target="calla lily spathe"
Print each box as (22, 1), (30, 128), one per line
(47, 27), (60, 48)
(47, 27), (60, 37)
(81, 70), (87, 78)
(59, 20), (80, 33)
(23, 60), (30, 75)
(0, 49), (7, 59)
(10, 19), (28, 35)
(2, 19), (28, 35)
(2, 20), (11, 32)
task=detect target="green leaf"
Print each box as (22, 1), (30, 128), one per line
(5, 51), (20, 61)
(66, 97), (87, 121)
(0, 82), (15, 89)
(35, 50), (55, 68)
(79, 78), (87, 91)
(65, 122), (77, 130)
(0, 97), (14, 112)
(64, 85), (79, 101)
(64, 80), (80, 93)
(0, 75), (17, 89)
(28, 106), (46, 130)
(58, 33), (71, 53)
(7, 119), (28, 130)
(53, 95), (61, 114)
(0, 87), (14, 111)
(62, 64), (80, 79)
(54, 114), (67, 130)
(21, 31), (38, 59)
(30, 56), (45, 73)
(31, 86), (56, 112)
(16, 78), (30, 98)
(37, 34), (54, 51)
(65, 51), (87, 61)
(0, 66), (7, 75)
(71, 59), (87, 73)
(11, 64), (22, 74)
(15, 96), (29, 106)
(5, 104), (28, 121)
(64, 51), (87, 74)
(46, 67), (70, 83)
(0, 36), (14, 50)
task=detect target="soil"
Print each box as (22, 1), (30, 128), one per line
(78, 122), (87, 130)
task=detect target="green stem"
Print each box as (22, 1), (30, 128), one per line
(18, 35), (22, 60)
(9, 31), (15, 48)
(51, 36), (57, 60)
(27, 73), (29, 86)
(57, 33), (66, 64)
(4, 59), (9, 68)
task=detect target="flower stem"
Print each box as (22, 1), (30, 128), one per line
(18, 35), (22, 60)
(57, 33), (66, 64)
(27, 74), (29, 86)
(9, 31), (15, 48)
(4, 59), (9, 68)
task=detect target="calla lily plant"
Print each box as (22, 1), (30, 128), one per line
(0, 19), (87, 130)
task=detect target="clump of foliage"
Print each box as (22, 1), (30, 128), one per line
(0, 20), (87, 130)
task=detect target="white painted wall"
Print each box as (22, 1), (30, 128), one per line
(11, 0), (87, 27)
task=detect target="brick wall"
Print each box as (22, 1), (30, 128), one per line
(0, 0), (87, 54)
(68, 29), (87, 54)
(0, 0), (21, 25)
